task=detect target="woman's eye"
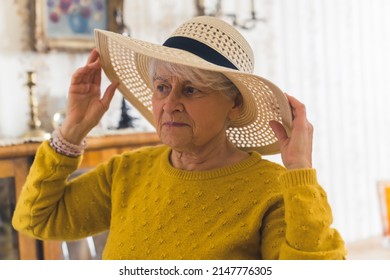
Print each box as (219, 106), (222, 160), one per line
(184, 86), (200, 96)
(155, 84), (170, 94)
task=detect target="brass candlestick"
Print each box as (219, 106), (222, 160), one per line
(23, 71), (48, 139)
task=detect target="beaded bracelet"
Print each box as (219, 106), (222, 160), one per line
(49, 127), (87, 157)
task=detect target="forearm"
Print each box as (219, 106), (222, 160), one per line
(279, 169), (347, 259)
(12, 141), (111, 240)
(261, 169), (347, 260)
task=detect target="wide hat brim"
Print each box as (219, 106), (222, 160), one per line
(95, 29), (292, 155)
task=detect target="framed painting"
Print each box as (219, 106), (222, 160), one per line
(33, 0), (124, 52)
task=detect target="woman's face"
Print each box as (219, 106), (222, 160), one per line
(151, 68), (239, 152)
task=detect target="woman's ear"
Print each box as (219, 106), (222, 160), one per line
(233, 93), (243, 108)
(228, 94), (243, 120)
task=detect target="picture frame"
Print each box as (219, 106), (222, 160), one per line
(32, 0), (124, 52)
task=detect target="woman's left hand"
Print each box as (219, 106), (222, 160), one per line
(269, 94), (313, 170)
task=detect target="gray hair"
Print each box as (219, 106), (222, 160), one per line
(148, 58), (241, 104)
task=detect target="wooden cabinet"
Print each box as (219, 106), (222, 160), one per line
(0, 132), (160, 260)
(0, 157), (36, 260)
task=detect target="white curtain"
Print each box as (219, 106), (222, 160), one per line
(244, 0), (390, 242)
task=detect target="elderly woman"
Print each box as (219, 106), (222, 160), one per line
(12, 16), (346, 260)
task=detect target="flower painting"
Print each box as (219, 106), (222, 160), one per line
(46, 0), (107, 37)
(34, 0), (123, 52)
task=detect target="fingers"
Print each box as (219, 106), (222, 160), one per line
(69, 83), (97, 95)
(285, 93), (307, 121)
(87, 48), (99, 64)
(92, 62), (102, 85)
(269, 120), (288, 143)
(71, 60), (101, 85)
(100, 81), (120, 111)
(70, 49), (101, 85)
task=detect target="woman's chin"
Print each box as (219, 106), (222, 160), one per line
(159, 130), (191, 147)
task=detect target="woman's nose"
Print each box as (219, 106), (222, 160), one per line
(163, 88), (184, 113)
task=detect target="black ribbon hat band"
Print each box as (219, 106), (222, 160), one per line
(163, 36), (238, 70)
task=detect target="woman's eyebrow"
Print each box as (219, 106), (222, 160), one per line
(152, 76), (168, 82)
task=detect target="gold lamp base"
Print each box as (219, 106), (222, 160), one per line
(22, 71), (51, 141)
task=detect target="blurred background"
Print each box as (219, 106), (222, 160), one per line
(1, 0), (390, 258)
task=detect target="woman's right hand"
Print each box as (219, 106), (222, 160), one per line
(60, 48), (119, 144)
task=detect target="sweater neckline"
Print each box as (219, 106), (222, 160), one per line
(160, 147), (262, 180)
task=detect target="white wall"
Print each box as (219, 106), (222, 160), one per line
(261, 0), (390, 243)
(1, 0), (389, 243)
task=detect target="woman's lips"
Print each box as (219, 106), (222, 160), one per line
(162, 121), (189, 127)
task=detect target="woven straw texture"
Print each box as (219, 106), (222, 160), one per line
(95, 16), (292, 155)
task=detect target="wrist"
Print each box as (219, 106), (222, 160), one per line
(286, 164), (312, 170)
(285, 160), (312, 170)
(50, 127), (87, 157)
(59, 122), (88, 145)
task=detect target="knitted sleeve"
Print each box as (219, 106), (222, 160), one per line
(260, 169), (347, 260)
(12, 141), (113, 240)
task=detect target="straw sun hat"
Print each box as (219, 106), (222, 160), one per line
(94, 16), (292, 155)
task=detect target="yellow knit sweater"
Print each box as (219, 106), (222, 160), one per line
(12, 141), (347, 260)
